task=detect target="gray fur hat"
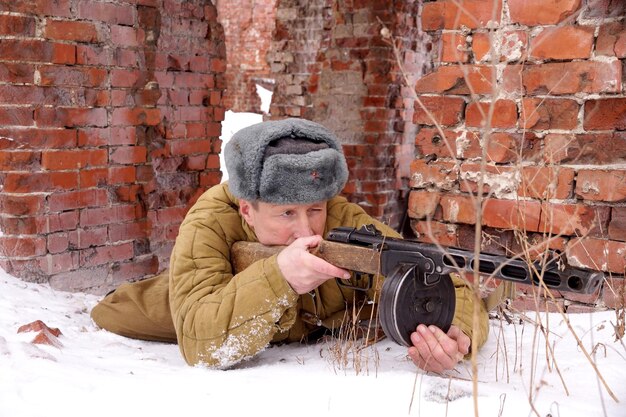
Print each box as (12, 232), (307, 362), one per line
(224, 118), (348, 204)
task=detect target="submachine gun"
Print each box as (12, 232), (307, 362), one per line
(231, 224), (604, 347)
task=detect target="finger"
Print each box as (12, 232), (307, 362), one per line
(293, 235), (323, 249)
(419, 325), (458, 370)
(447, 325), (470, 355)
(305, 253), (350, 279)
(411, 324), (443, 372)
(409, 328), (444, 374)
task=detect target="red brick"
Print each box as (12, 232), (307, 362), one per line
(529, 26), (594, 60)
(415, 65), (495, 95)
(0, 235), (47, 257)
(407, 190), (441, 219)
(539, 203), (610, 236)
(76, 44), (112, 66)
(424, 0), (502, 30)
(80, 242), (134, 268)
(80, 168), (107, 188)
(583, 98), (626, 131)
(3, 171), (78, 193)
(421, 2), (446, 30)
(1, 0), (72, 17)
(45, 20), (99, 43)
(42, 149), (108, 170)
(0, 15), (36, 36)
(35, 107), (108, 128)
(111, 69), (141, 88)
(575, 170), (626, 202)
(458, 132), (520, 163)
(465, 100), (518, 129)
(521, 98), (579, 130)
(0, 108), (34, 127)
(111, 256), (159, 282)
(511, 293), (565, 313)
(0, 63), (35, 83)
(37, 211), (79, 234)
(441, 32), (469, 63)
(110, 146), (147, 164)
(503, 61), (621, 95)
(459, 163), (516, 195)
(108, 166), (136, 184)
(0, 194), (45, 216)
(0, 86), (45, 105)
(472, 30), (528, 63)
(0, 40), (75, 65)
(415, 128), (458, 158)
(48, 189), (109, 211)
(609, 207), (626, 242)
(597, 22), (626, 58)
(0, 217), (38, 235)
(410, 159), (458, 189)
(80, 205), (138, 227)
(413, 220), (459, 247)
(0, 150), (41, 171)
(39, 66), (107, 88)
(413, 96), (465, 127)
(440, 194), (477, 225)
(0, 128), (77, 149)
(77, 0), (135, 25)
(111, 108), (162, 126)
(111, 25), (141, 48)
(109, 221), (149, 242)
(543, 133), (626, 164)
(509, 0), (581, 25)
(567, 238), (626, 274)
(482, 198), (542, 231)
(519, 166), (575, 200)
(602, 276), (625, 310)
(38, 251), (80, 275)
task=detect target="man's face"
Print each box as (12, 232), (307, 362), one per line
(239, 199), (328, 245)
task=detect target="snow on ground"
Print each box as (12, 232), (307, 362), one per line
(1, 268), (625, 417)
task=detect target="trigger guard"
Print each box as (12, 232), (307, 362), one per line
(378, 263), (456, 346)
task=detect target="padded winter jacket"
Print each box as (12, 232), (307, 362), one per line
(169, 183), (489, 368)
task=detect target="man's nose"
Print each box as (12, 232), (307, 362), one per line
(293, 214), (314, 238)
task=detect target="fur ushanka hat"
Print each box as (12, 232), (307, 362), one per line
(224, 118), (348, 204)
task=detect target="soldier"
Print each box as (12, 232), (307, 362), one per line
(91, 118), (488, 373)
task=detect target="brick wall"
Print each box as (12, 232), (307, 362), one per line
(410, 0), (625, 311)
(268, 0), (433, 229)
(0, 0), (226, 294)
(216, 0), (276, 113)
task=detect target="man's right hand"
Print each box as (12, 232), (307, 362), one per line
(277, 235), (351, 294)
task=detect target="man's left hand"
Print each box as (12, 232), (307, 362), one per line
(407, 324), (470, 374)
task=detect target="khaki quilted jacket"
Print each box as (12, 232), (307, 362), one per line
(169, 183), (488, 368)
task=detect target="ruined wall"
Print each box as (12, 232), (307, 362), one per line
(410, 0), (625, 311)
(268, 0), (433, 229)
(216, 0), (276, 113)
(0, 0), (226, 294)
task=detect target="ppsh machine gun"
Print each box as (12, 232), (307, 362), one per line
(232, 224), (604, 346)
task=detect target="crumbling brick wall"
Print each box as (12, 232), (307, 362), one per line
(0, 0), (226, 294)
(410, 0), (625, 311)
(268, 0), (433, 229)
(216, 0), (276, 113)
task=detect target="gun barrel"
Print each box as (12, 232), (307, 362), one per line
(326, 226), (605, 295)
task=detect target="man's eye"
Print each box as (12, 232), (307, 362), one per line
(281, 210), (294, 217)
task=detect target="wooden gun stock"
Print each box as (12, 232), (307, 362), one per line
(231, 240), (382, 275)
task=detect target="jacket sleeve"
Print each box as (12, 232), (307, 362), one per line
(169, 218), (299, 369)
(450, 274), (489, 352)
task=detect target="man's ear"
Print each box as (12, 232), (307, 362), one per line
(239, 199), (254, 227)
